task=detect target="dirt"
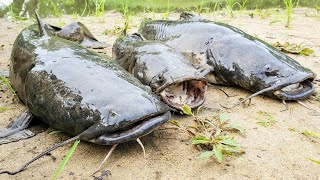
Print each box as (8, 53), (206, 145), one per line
(0, 8), (320, 180)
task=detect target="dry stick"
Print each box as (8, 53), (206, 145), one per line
(222, 85), (278, 109)
(136, 138), (146, 159)
(296, 100), (317, 111)
(281, 99), (289, 112)
(92, 144), (118, 176)
(214, 86), (237, 98)
(0, 136), (80, 175)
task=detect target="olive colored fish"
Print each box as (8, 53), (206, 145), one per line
(0, 14), (170, 175)
(113, 34), (208, 110)
(139, 12), (316, 102)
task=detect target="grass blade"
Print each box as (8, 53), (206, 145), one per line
(53, 140), (80, 179)
(306, 157), (320, 165)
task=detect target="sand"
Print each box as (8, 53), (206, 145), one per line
(0, 8), (320, 180)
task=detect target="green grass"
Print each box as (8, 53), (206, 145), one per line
(179, 105), (245, 162)
(95, 0), (106, 17)
(0, 76), (19, 101)
(0, 107), (9, 112)
(256, 111), (277, 127)
(53, 140), (80, 179)
(302, 131), (320, 139)
(123, 0), (131, 35)
(306, 157), (320, 165)
(225, 0), (236, 17)
(284, 0), (293, 27)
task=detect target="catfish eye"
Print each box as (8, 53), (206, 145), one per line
(264, 64), (279, 76)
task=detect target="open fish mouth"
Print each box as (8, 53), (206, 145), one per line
(160, 79), (207, 109)
(273, 79), (315, 100)
(92, 112), (171, 145)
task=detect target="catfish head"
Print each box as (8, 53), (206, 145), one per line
(208, 33), (316, 101)
(113, 33), (208, 110)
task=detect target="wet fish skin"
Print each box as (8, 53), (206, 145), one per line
(7, 24), (170, 145)
(139, 15), (316, 100)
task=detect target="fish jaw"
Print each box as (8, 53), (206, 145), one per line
(273, 73), (316, 100)
(159, 78), (207, 110)
(91, 112), (171, 145)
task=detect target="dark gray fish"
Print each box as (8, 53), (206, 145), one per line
(139, 12), (316, 101)
(45, 21), (110, 49)
(112, 34), (208, 110)
(4, 16), (171, 145)
(0, 14), (170, 175)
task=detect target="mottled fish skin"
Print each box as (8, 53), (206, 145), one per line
(112, 34), (208, 110)
(9, 24), (170, 145)
(44, 22), (110, 49)
(139, 15), (316, 100)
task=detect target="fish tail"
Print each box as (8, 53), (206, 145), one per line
(35, 11), (48, 37)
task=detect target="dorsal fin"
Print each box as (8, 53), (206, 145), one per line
(179, 12), (204, 21)
(35, 12), (48, 37)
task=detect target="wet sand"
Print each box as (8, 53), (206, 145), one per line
(0, 8), (320, 179)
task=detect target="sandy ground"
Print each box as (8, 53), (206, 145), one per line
(0, 8), (320, 180)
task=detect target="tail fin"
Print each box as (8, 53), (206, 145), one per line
(35, 12), (47, 37)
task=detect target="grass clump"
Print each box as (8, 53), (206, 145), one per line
(284, 0), (293, 27)
(256, 111), (277, 127)
(178, 105), (245, 162)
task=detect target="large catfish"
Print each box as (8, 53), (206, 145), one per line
(0, 14), (170, 175)
(139, 12), (316, 104)
(113, 34), (208, 110)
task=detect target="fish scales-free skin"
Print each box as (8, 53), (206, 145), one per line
(113, 34), (208, 110)
(7, 24), (170, 145)
(139, 15), (316, 100)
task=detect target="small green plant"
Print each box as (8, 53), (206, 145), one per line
(212, 2), (221, 12)
(180, 105), (245, 162)
(53, 140), (80, 179)
(6, 4), (28, 21)
(103, 26), (123, 36)
(1, 76), (19, 101)
(256, 111), (277, 127)
(273, 41), (314, 56)
(284, 0), (293, 27)
(239, 0), (248, 11)
(225, 0), (236, 17)
(94, 0), (106, 17)
(71, 12), (79, 21)
(122, 0), (131, 35)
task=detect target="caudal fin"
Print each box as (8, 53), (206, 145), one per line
(35, 11), (47, 37)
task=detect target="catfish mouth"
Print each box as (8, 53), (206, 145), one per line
(273, 79), (315, 100)
(93, 112), (171, 145)
(160, 80), (207, 109)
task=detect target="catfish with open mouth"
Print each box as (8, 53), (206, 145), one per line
(0, 14), (170, 175)
(139, 12), (316, 106)
(112, 33), (208, 110)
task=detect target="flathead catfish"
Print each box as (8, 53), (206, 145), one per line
(0, 14), (170, 175)
(139, 13), (316, 102)
(113, 34), (208, 110)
